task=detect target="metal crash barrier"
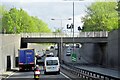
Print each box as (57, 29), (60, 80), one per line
(61, 62), (119, 80)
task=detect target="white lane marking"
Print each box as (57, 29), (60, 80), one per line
(60, 72), (72, 80)
(6, 72), (15, 79)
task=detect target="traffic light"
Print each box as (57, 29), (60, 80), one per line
(67, 23), (74, 29)
(82, 26), (84, 30)
(67, 24), (70, 29)
(78, 26), (81, 31)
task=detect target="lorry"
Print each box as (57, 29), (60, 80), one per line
(18, 48), (35, 71)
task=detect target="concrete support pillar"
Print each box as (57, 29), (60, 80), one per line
(56, 43), (59, 57)
(20, 42), (27, 48)
(20, 38), (27, 48)
(58, 42), (63, 63)
(58, 43), (61, 63)
(80, 43), (107, 65)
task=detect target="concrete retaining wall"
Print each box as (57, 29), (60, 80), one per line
(0, 34), (20, 74)
(80, 43), (107, 65)
(80, 29), (119, 70)
(107, 29), (119, 70)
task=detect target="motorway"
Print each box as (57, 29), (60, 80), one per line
(1, 45), (83, 80)
(28, 43), (82, 63)
(3, 71), (72, 80)
(15, 46), (119, 80)
(1, 45), (79, 80)
(2, 68), (83, 80)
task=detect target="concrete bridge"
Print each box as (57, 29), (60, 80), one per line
(21, 31), (108, 38)
(21, 37), (107, 44)
(20, 32), (108, 65)
(20, 30), (118, 71)
(20, 31), (108, 48)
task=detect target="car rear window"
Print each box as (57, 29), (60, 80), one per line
(46, 60), (58, 65)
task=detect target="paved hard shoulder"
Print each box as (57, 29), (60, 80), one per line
(0, 68), (19, 79)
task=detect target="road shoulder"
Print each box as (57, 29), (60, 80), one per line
(0, 68), (18, 79)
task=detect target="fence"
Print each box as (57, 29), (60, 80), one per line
(20, 31), (108, 38)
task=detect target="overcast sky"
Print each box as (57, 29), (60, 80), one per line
(1, 0), (117, 32)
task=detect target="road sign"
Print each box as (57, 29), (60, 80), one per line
(71, 53), (77, 62)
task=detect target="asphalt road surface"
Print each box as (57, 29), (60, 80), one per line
(62, 47), (81, 63)
(3, 71), (71, 80)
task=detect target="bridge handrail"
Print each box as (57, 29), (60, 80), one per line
(20, 31), (108, 37)
(61, 62), (119, 80)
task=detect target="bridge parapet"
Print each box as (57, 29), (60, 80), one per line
(20, 31), (108, 38)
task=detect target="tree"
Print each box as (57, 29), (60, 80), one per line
(2, 8), (51, 33)
(2, 8), (20, 33)
(0, 5), (7, 33)
(82, 2), (118, 31)
(32, 16), (51, 33)
(118, 1), (120, 28)
(54, 28), (61, 33)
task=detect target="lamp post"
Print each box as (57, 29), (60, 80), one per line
(51, 18), (72, 63)
(65, 0), (84, 62)
(73, 1), (75, 52)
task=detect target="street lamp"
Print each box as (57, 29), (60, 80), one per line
(51, 18), (72, 63)
(64, 0), (84, 62)
(78, 26), (83, 37)
(66, 23), (74, 37)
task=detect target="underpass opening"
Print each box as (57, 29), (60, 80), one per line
(20, 37), (107, 65)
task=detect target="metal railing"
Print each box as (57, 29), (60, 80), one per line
(61, 62), (119, 80)
(20, 31), (108, 38)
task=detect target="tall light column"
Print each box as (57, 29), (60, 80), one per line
(51, 18), (72, 63)
(64, 0), (84, 62)
(73, 2), (75, 56)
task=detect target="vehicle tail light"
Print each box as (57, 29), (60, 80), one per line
(32, 67), (34, 70)
(36, 70), (40, 71)
(35, 70), (40, 74)
(30, 62), (34, 64)
(19, 63), (23, 64)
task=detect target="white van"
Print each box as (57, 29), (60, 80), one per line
(44, 57), (60, 74)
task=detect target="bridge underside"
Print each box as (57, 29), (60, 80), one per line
(20, 37), (108, 64)
(21, 37), (107, 45)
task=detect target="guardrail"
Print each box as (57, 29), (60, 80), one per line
(20, 31), (108, 38)
(61, 62), (119, 80)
